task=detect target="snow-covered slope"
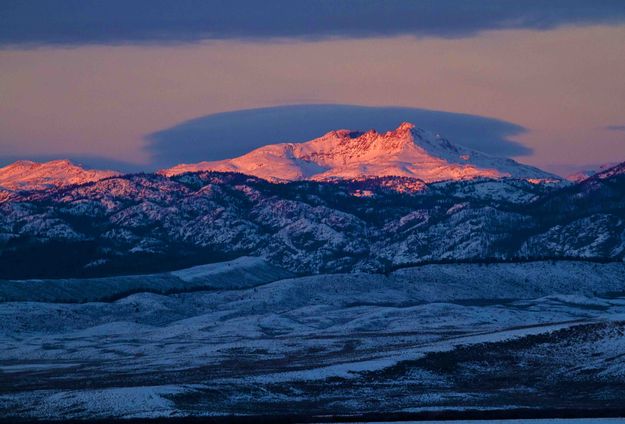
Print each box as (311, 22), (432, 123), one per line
(161, 122), (560, 183)
(2, 259), (622, 304)
(0, 257), (293, 303)
(592, 161), (625, 180)
(1, 164), (623, 279)
(1, 261), (625, 419)
(566, 162), (619, 182)
(0, 160), (119, 191)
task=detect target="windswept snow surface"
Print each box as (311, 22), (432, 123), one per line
(1, 260), (625, 419)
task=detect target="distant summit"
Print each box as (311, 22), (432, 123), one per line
(0, 160), (119, 191)
(566, 162), (620, 182)
(161, 122), (560, 183)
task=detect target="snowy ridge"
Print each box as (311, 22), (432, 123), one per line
(161, 122), (560, 183)
(0, 159), (119, 191)
(592, 161), (625, 180)
(566, 162), (620, 182)
(0, 257), (293, 303)
(2, 259), (623, 304)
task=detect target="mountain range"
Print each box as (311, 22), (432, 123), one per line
(1, 123), (562, 192)
(0, 123), (623, 279)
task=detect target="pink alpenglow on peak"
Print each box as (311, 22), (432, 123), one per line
(0, 160), (120, 191)
(161, 122), (561, 183)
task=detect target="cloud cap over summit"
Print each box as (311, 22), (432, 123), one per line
(147, 104), (530, 168)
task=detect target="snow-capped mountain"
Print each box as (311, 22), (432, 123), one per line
(161, 122), (560, 183)
(566, 162), (619, 182)
(0, 125), (623, 279)
(0, 160), (119, 191)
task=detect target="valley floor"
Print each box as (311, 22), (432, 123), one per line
(1, 259), (625, 420)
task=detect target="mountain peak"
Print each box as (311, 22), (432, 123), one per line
(396, 121), (416, 132)
(48, 159), (74, 166)
(566, 162), (621, 182)
(162, 124), (561, 184)
(322, 122), (414, 143)
(0, 159), (120, 191)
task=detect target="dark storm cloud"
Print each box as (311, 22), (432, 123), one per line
(2, 0), (625, 46)
(605, 125), (625, 132)
(146, 104), (529, 168)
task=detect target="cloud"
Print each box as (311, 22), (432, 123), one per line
(146, 104), (529, 168)
(605, 125), (625, 132)
(2, 0), (625, 46)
